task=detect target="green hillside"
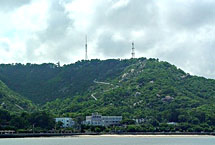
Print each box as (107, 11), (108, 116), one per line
(0, 80), (35, 113)
(1, 58), (215, 132)
(42, 58), (215, 131)
(0, 60), (130, 104)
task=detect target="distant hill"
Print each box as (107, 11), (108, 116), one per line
(0, 80), (35, 112)
(43, 58), (215, 128)
(0, 60), (131, 104)
(1, 58), (215, 128)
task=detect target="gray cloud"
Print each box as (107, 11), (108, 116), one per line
(89, 0), (215, 78)
(163, 0), (214, 30)
(91, 0), (161, 56)
(1, 0), (214, 78)
(38, 0), (72, 42)
(95, 0), (158, 29)
(25, 0), (81, 62)
(0, 0), (30, 11)
(96, 31), (129, 57)
(0, 41), (10, 52)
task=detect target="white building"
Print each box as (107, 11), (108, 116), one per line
(84, 113), (122, 126)
(55, 118), (75, 128)
(133, 118), (145, 124)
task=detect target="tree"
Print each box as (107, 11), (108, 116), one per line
(29, 111), (55, 130)
(56, 121), (63, 129)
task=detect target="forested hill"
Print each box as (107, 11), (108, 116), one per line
(1, 58), (215, 118)
(42, 59), (215, 125)
(0, 80), (35, 112)
(0, 59), (132, 104)
(1, 57), (215, 131)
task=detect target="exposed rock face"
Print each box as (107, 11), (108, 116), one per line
(135, 92), (141, 97)
(162, 95), (174, 102)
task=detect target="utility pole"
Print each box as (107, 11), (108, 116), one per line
(33, 124), (35, 133)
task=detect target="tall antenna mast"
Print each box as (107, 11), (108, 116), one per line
(85, 35), (88, 60)
(131, 42), (135, 59)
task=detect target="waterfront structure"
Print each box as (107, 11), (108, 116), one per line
(55, 118), (75, 128)
(83, 113), (122, 126)
(133, 118), (145, 124)
(0, 130), (15, 134)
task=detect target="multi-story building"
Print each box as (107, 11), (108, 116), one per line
(55, 118), (75, 128)
(84, 113), (122, 126)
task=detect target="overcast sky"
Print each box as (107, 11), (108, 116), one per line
(0, 0), (214, 78)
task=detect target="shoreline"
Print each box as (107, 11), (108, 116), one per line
(77, 134), (213, 138)
(0, 132), (215, 139)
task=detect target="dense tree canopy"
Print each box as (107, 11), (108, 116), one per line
(0, 58), (215, 132)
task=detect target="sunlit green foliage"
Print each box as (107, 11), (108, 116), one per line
(0, 80), (35, 112)
(1, 58), (215, 132)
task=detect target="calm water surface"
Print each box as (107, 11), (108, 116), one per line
(0, 136), (215, 145)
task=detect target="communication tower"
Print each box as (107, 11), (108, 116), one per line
(57, 61), (60, 67)
(85, 36), (88, 60)
(131, 42), (135, 59)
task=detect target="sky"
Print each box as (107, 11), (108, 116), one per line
(0, 0), (214, 78)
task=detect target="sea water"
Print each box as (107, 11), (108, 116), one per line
(0, 136), (215, 145)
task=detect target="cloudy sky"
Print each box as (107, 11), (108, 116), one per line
(0, 0), (214, 78)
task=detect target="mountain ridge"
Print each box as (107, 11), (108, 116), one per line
(0, 59), (132, 104)
(0, 57), (215, 128)
(40, 58), (215, 129)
